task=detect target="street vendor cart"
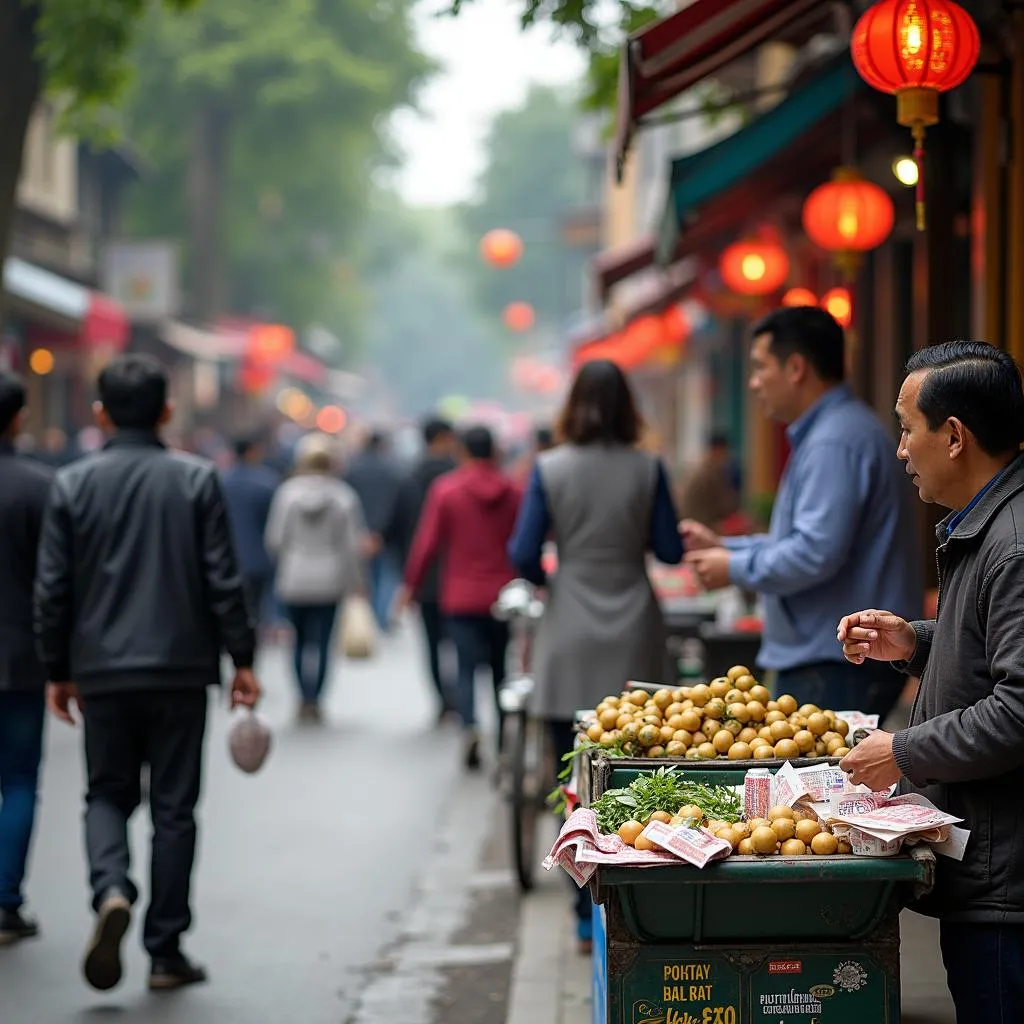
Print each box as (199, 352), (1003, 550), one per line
(584, 758), (935, 1024)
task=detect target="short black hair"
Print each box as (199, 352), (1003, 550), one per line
(233, 436), (261, 459)
(534, 425), (553, 450)
(366, 430), (388, 452)
(0, 371), (26, 435)
(462, 425), (494, 460)
(422, 416), (453, 446)
(557, 360), (642, 446)
(752, 306), (845, 383)
(905, 341), (1024, 457)
(97, 354), (168, 430)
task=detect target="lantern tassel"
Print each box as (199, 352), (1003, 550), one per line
(913, 125), (927, 233)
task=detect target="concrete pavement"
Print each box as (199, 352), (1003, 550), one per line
(0, 622), (488, 1023)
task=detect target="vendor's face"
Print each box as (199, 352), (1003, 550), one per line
(749, 333), (797, 423)
(896, 370), (954, 506)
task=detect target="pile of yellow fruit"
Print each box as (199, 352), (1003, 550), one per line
(584, 665), (851, 761)
(619, 805), (851, 858)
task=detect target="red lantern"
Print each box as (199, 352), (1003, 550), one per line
(481, 228), (523, 268)
(851, 0), (980, 230)
(802, 167), (895, 278)
(503, 301), (535, 332)
(719, 239), (790, 296)
(822, 287), (854, 328)
(781, 287), (818, 307)
(248, 323), (295, 364)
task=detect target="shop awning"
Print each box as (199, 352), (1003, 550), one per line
(657, 56), (867, 264)
(161, 320), (248, 362)
(592, 236), (657, 303)
(614, 0), (822, 177)
(3, 256), (129, 348)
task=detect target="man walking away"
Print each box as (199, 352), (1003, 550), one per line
(221, 435), (279, 633)
(346, 430), (410, 631)
(0, 373), (53, 946)
(406, 417), (457, 722)
(683, 307), (922, 722)
(34, 355), (260, 993)
(397, 426), (521, 769)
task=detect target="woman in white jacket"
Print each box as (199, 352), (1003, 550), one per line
(265, 435), (366, 719)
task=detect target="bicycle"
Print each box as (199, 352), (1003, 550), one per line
(492, 579), (554, 893)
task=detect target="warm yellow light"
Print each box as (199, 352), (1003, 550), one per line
(905, 17), (923, 54)
(316, 405), (347, 434)
(741, 254), (766, 281)
(29, 349), (54, 375)
(838, 205), (860, 239)
(275, 387), (301, 414)
(893, 156), (919, 187)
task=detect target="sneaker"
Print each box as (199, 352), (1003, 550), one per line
(149, 953), (208, 991)
(82, 890), (132, 991)
(298, 702), (321, 722)
(0, 908), (39, 946)
(464, 732), (481, 771)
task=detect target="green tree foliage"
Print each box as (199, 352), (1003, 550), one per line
(121, 0), (432, 336)
(0, 0), (193, 325)
(459, 84), (590, 333)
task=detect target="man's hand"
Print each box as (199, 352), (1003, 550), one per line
(230, 668), (261, 709)
(679, 519), (720, 552)
(836, 610), (917, 664)
(685, 547), (732, 591)
(362, 533), (383, 559)
(840, 730), (902, 791)
(47, 682), (81, 726)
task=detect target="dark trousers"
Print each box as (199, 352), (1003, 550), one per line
(419, 600), (454, 711)
(775, 658), (906, 723)
(445, 614), (509, 732)
(285, 603), (338, 704)
(940, 920), (1024, 1023)
(549, 718), (592, 928)
(82, 689), (207, 959)
(0, 690), (45, 911)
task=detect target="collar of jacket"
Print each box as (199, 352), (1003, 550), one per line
(937, 451), (1024, 544)
(103, 429), (165, 451)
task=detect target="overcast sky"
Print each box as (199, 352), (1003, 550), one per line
(390, 0), (586, 207)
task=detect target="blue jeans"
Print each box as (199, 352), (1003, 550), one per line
(285, 603), (339, 704)
(0, 690), (45, 910)
(775, 659), (905, 723)
(445, 615), (509, 732)
(940, 921), (1024, 1023)
(368, 550), (401, 631)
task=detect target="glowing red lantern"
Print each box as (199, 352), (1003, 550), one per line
(851, 0), (980, 230)
(781, 287), (818, 307)
(719, 239), (790, 296)
(503, 301), (535, 332)
(802, 167), (895, 278)
(248, 323), (295, 364)
(822, 287), (854, 328)
(481, 229), (523, 268)
(316, 405), (347, 434)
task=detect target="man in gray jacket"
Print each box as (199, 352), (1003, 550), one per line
(838, 341), (1024, 1021)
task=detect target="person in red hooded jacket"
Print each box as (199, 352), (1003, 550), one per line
(397, 425), (521, 769)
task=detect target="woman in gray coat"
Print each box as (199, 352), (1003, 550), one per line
(266, 435), (366, 719)
(508, 359), (683, 950)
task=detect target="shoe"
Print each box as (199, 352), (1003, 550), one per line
(148, 953), (208, 991)
(298, 702), (321, 722)
(0, 908), (39, 946)
(464, 732), (481, 771)
(82, 891), (132, 991)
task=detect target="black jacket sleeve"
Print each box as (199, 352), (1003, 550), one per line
(198, 468), (256, 669)
(34, 478), (74, 682)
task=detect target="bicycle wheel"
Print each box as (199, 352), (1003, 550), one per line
(510, 712), (545, 893)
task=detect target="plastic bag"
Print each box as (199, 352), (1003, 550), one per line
(228, 708), (272, 774)
(339, 594), (376, 660)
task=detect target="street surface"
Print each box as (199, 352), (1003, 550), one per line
(0, 622), (496, 1024)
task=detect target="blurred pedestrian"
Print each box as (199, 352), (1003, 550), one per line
(345, 430), (411, 632)
(265, 434), (366, 720)
(676, 433), (740, 530)
(405, 417), (458, 722)
(510, 424), (555, 487)
(34, 355), (260, 993)
(837, 341), (1024, 1022)
(221, 435), (279, 633)
(397, 426), (521, 769)
(0, 372), (53, 946)
(683, 306), (922, 720)
(508, 359), (683, 953)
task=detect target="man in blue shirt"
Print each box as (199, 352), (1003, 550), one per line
(683, 306), (922, 721)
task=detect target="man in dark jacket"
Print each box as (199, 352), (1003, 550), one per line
(345, 430), (411, 631)
(35, 355), (260, 993)
(838, 341), (1024, 1021)
(220, 435), (279, 630)
(0, 373), (53, 946)
(406, 417), (457, 721)
(398, 426), (521, 769)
